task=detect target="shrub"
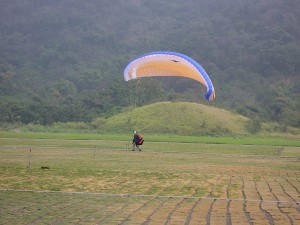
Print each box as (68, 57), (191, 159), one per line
(90, 117), (107, 129)
(246, 119), (261, 134)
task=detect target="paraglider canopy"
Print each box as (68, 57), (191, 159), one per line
(124, 51), (216, 101)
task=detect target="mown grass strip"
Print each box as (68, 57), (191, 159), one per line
(0, 131), (299, 146)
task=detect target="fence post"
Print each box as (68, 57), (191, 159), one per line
(28, 148), (32, 168)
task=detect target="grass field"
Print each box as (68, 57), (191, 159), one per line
(0, 131), (299, 224)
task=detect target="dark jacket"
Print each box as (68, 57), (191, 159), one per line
(133, 133), (140, 144)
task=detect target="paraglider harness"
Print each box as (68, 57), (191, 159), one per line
(133, 133), (144, 145)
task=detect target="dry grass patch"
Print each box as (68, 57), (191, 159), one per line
(1, 138), (299, 224)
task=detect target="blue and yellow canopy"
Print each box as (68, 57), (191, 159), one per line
(124, 51), (215, 101)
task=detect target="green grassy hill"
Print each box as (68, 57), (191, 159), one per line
(103, 102), (249, 135)
(102, 102), (300, 136)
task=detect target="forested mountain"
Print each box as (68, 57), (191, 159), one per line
(0, 0), (299, 128)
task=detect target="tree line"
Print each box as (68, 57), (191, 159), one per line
(0, 0), (299, 127)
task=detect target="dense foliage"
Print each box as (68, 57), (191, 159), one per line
(0, 0), (299, 127)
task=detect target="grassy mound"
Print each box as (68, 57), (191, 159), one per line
(103, 102), (249, 135)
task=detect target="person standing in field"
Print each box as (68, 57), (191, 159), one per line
(132, 131), (144, 151)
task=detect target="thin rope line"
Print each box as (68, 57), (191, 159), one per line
(1, 188), (298, 204)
